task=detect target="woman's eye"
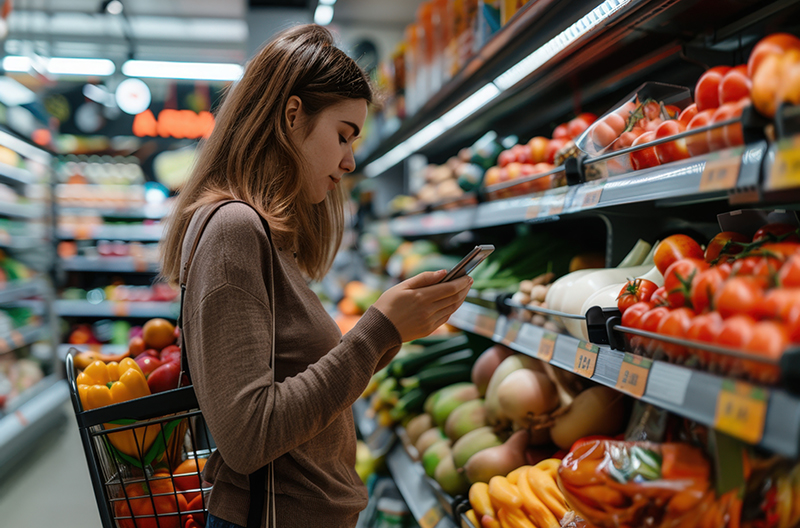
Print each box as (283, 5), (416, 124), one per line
(339, 134), (347, 144)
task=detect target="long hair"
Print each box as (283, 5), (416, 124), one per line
(160, 24), (373, 285)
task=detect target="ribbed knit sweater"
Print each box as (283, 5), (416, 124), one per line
(180, 201), (402, 527)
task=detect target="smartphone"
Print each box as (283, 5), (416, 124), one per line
(440, 245), (495, 283)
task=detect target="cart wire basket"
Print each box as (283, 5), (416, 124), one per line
(66, 350), (216, 528)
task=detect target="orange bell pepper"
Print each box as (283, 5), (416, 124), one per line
(77, 359), (158, 458)
(114, 471), (188, 528)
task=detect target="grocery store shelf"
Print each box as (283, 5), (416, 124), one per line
(448, 301), (800, 458)
(0, 280), (43, 305)
(55, 299), (179, 319)
(60, 256), (159, 273)
(57, 224), (163, 242)
(389, 143), (765, 237)
(58, 204), (169, 219)
(0, 324), (49, 356)
(0, 376), (69, 479)
(57, 344), (127, 362)
(0, 201), (45, 219)
(0, 235), (47, 250)
(0, 163), (35, 185)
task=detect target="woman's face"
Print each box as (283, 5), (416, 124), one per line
(289, 97), (368, 204)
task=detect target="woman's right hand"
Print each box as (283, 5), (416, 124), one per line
(372, 270), (473, 343)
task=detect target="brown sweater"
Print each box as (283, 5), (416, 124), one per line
(180, 201), (402, 527)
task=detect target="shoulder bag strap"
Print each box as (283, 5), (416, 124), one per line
(176, 199), (276, 528)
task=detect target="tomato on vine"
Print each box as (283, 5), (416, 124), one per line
(704, 231), (748, 263)
(617, 278), (659, 313)
(654, 235), (705, 275)
(664, 258), (709, 309)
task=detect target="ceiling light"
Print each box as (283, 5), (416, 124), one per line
(319, 0), (337, 5)
(2, 56), (31, 72)
(105, 0), (124, 15)
(122, 60), (243, 81)
(47, 57), (116, 76)
(115, 78), (151, 114)
(0, 77), (37, 106)
(314, 5), (334, 25)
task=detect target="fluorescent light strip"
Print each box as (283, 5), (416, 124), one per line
(1, 55), (115, 76)
(2, 56), (31, 72)
(0, 129), (50, 164)
(364, 0), (631, 177)
(122, 60), (243, 81)
(314, 5), (334, 25)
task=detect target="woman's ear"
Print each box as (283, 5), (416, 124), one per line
(285, 95), (303, 131)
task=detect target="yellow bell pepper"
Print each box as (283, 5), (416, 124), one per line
(77, 359), (158, 459)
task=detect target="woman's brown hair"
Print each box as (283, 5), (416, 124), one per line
(160, 24), (373, 285)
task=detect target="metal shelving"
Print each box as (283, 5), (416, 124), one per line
(448, 301), (800, 458)
(58, 205), (169, 219)
(57, 224), (163, 242)
(0, 163), (36, 185)
(55, 299), (179, 319)
(0, 202), (46, 219)
(59, 256), (159, 273)
(0, 279), (44, 304)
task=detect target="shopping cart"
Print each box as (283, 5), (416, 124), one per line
(66, 349), (215, 528)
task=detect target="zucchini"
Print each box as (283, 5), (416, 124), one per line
(390, 335), (470, 378)
(400, 364), (473, 391)
(389, 388), (427, 421)
(423, 348), (479, 370)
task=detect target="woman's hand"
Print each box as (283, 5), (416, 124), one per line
(373, 270), (473, 343)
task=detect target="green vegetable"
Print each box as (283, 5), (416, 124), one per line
(389, 388), (428, 421)
(390, 335), (470, 378)
(400, 364), (473, 391)
(422, 348), (480, 370)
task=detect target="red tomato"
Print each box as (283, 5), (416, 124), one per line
(747, 33), (800, 79)
(553, 123), (571, 140)
(678, 104), (698, 126)
(685, 109), (715, 156)
(512, 144), (532, 164)
(665, 258), (709, 309)
(731, 255), (782, 288)
(704, 231), (749, 263)
(715, 314), (756, 374)
(685, 312), (724, 366)
(642, 100), (662, 121)
(656, 307), (696, 360)
(498, 150), (515, 167)
(759, 288), (800, 320)
(644, 117), (664, 132)
(785, 305), (800, 342)
(621, 301), (654, 327)
(591, 113), (626, 150)
(639, 306), (671, 354)
(690, 266), (731, 313)
(630, 131), (661, 170)
(567, 115), (593, 139)
(654, 119), (689, 164)
(545, 138), (569, 164)
(719, 65), (752, 104)
(757, 242), (800, 259)
(615, 127), (644, 150)
(743, 321), (788, 384)
(753, 223), (800, 243)
(654, 234), (705, 275)
(663, 105), (681, 119)
(780, 254), (800, 287)
(651, 286), (669, 307)
(708, 103), (738, 151)
(617, 279), (659, 313)
(724, 98), (750, 147)
(714, 276), (765, 319)
(528, 136), (550, 163)
(695, 66), (731, 111)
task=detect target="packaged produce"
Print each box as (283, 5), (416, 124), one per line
(558, 439), (713, 528)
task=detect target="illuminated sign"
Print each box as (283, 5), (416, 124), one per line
(133, 109), (214, 139)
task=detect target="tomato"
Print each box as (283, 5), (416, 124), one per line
(630, 131), (661, 170)
(567, 115), (594, 139)
(752, 51), (787, 118)
(528, 136), (550, 163)
(732, 255), (782, 288)
(498, 149), (515, 167)
(719, 65), (751, 104)
(643, 100), (662, 121)
(651, 286), (669, 307)
(685, 312), (723, 366)
(512, 144), (532, 164)
(747, 33), (800, 79)
(708, 103), (738, 151)
(615, 127), (644, 150)
(545, 138), (569, 164)
(654, 234), (705, 275)
(639, 306), (671, 354)
(663, 105), (681, 119)
(656, 307), (696, 360)
(715, 314), (756, 374)
(644, 117), (664, 132)
(757, 242), (800, 259)
(678, 103), (698, 126)
(785, 305), (800, 342)
(621, 301), (653, 327)
(591, 113), (626, 150)
(753, 223), (800, 243)
(723, 97), (750, 147)
(617, 279), (659, 313)
(685, 109), (715, 156)
(115, 472), (189, 528)
(695, 66), (731, 112)
(714, 276), (765, 318)
(780, 254), (800, 287)
(173, 457), (208, 502)
(759, 288), (800, 320)
(705, 231), (749, 263)
(743, 321), (788, 384)
(553, 123), (571, 139)
(665, 258), (709, 308)
(690, 266), (731, 313)
(654, 119), (689, 164)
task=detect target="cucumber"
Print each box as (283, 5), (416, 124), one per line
(400, 364), (473, 391)
(389, 388), (427, 421)
(422, 348), (480, 370)
(390, 335), (470, 378)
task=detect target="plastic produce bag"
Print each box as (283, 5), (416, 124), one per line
(557, 439), (713, 528)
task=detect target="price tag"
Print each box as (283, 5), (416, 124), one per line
(419, 506), (442, 528)
(699, 152), (742, 192)
(549, 195), (565, 215)
(525, 204), (540, 219)
(112, 302), (130, 317)
(503, 319), (521, 346)
(714, 379), (769, 444)
(581, 185), (604, 209)
(767, 144), (800, 190)
(537, 332), (557, 362)
(615, 353), (652, 398)
(574, 341), (599, 378)
(474, 314), (496, 336)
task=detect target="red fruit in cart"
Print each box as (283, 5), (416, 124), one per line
(719, 65), (751, 104)
(665, 258), (709, 309)
(654, 119), (690, 164)
(753, 223), (800, 243)
(528, 136), (550, 163)
(147, 362), (182, 393)
(656, 307), (695, 360)
(714, 276), (765, 319)
(128, 336), (146, 357)
(160, 345), (182, 365)
(135, 355), (163, 377)
(690, 266), (730, 313)
(553, 123), (570, 139)
(184, 494), (207, 525)
(678, 103), (698, 127)
(143, 318), (177, 350)
(184, 519), (203, 528)
(621, 301), (653, 326)
(685, 312), (723, 366)
(704, 231), (749, 263)
(747, 33), (800, 79)
(685, 109), (715, 156)
(143, 348), (160, 359)
(545, 139), (568, 164)
(173, 457), (208, 502)
(590, 112), (626, 150)
(695, 66), (731, 111)
(743, 321), (788, 384)
(114, 473), (189, 528)
(629, 131), (660, 170)
(654, 235), (705, 276)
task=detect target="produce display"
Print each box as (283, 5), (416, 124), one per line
(335, 280), (383, 334)
(62, 283), (178, 304)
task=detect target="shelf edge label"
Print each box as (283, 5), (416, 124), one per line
(699, 149), (742, 192)
(714, 379), (769, 445)
(615, 352), (652, 398)
(574, 341), (599, 378)
(537, 331), (557, 362)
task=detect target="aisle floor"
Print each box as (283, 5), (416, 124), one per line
(0, 402), (102, 527)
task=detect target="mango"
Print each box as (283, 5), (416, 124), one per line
(432, 383), (480, 425)
(406, 413), (434, 446)
(415, 427), (448, 456)
(452, 426), (502, 469)
(422, 440), (452, 478)
(444, 399), (487, 442)
(434, 454), (471, 497)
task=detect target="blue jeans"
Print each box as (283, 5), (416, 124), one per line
(206, 514), (245, 528)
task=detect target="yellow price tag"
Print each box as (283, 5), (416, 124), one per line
(549, 197), (565, 215)
(615, 353), (652, 398)
(537, 332), (557, 362)
(768, 145), (800, 190)
(419, 506), (442, 528)
(525, 204), (540, 219)
(574, 341), (599, 378)
(699, 153), (741, 192)
(581, 186), (604, 208)
(503, 320), (521, 346)
(714, 380), (769, 444)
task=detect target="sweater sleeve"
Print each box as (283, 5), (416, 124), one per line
(182, 207), (401, 476)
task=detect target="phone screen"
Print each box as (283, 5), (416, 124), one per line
(441, 245), (495, 283)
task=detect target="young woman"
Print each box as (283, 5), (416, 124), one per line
(160, 25), (472, 528)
